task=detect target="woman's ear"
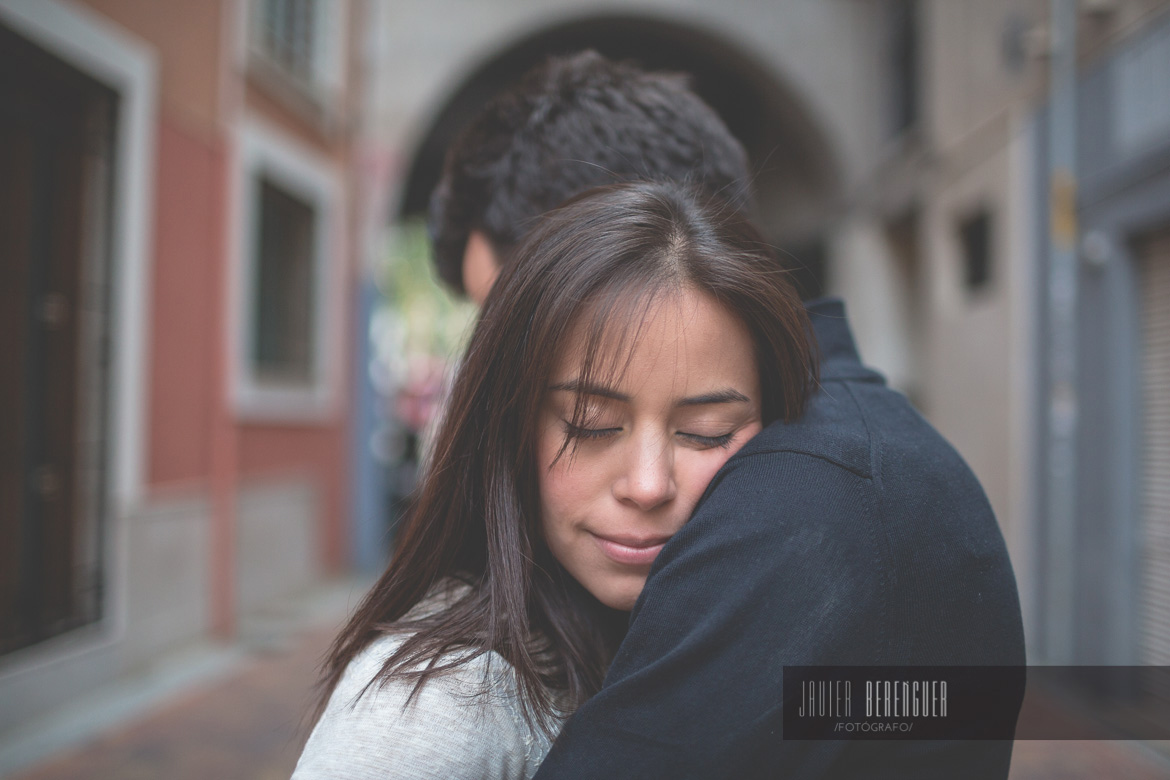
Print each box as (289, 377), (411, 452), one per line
(463, 230), (501, 305)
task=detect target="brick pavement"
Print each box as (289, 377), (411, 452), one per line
(10, 621), (334, 780)
(10, 617), (1170, 779)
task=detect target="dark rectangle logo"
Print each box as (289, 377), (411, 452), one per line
(782, 666), (1170, 740)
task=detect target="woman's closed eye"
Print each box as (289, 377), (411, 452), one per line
(561, 420), (621, 440)
(678, 430), (736, 449)
(562, 420), (737, 449)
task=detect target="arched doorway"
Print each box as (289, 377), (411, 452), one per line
(398, 14), (842, 298)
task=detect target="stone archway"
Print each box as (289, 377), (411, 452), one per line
(398, 13), (842, 297)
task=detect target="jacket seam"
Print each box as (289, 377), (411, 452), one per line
(728, 448), (872, 481)
(843, 382), (891, 665)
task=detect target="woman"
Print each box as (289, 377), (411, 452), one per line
(293, 181), (817, 779)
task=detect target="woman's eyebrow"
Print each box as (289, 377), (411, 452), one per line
(549, 380), (628, 402)
(549, 382), (750, 407)
(678, 389), (751, 407)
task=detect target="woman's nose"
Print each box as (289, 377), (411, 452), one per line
(613, 434), (677, 510)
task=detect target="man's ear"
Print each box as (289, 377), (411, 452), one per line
(462, 230), (501, 305)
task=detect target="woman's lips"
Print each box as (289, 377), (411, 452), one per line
(592, 533), (671, 566)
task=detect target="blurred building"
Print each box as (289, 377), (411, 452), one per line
(843, 0), (1170, 669)
(0, 0), (390, 734)
(3, 0), (1170, 750)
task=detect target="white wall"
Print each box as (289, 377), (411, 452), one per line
(374, 0), (888, 190)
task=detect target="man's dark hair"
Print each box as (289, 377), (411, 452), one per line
(428, 50), (753, 295)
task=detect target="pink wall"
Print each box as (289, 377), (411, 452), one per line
(122, 1), (356, 594)
(75, 0), (223, 138)
(239, 424), (350, 573)
(146, 116), (352, 575)
(147, 118), (222, 488)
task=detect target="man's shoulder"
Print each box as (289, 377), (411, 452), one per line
(734, 375), (970, 483)
(730, 376), (882, 479)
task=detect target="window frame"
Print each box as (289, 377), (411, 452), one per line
(233, 120), (341, 423)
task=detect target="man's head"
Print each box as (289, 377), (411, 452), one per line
(429, 50), (753, 302)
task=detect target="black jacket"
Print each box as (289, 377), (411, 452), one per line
(535, 298), (1025, 779)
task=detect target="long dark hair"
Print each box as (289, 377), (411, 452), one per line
(315, 181), (818, 731)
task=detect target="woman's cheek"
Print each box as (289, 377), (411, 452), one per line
(539, 446), (607, 538)
(678, 450), (731, 504)
(679, 425), (760, 500)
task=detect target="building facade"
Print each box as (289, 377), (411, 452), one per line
(3, 0), (1169, 754)
(0, 0), (385, 739)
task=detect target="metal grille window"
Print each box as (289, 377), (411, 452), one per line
(252, 178), (316, 384)
(259, 0), (317, 81)
(1, 22), (114, 655)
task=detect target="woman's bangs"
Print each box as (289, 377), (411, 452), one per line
(550, 280), (678, 465)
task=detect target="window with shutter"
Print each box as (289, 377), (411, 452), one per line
(1137, 227), (1170, 667)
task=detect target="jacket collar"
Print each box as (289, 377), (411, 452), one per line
(804, 297), (886, 384)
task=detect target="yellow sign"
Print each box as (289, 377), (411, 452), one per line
(1050, 170), (1078, 251)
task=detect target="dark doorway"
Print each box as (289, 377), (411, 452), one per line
(0, 22), (116, 654)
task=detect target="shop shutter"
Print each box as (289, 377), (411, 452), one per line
(1138, 228), (1170, 665)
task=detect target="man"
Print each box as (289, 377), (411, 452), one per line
(429, 51), (1025, 779)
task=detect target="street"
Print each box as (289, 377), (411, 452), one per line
(6, 581), (1169, 780)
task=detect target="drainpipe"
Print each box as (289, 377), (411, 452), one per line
(1043, 0), (1079, 665)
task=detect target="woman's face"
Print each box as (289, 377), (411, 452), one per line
(537, 288), (762, 611)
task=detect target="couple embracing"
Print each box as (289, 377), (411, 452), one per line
(293, 52), (1024, 780)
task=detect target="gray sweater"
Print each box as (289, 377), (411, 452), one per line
(293, 584), (563, 779)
